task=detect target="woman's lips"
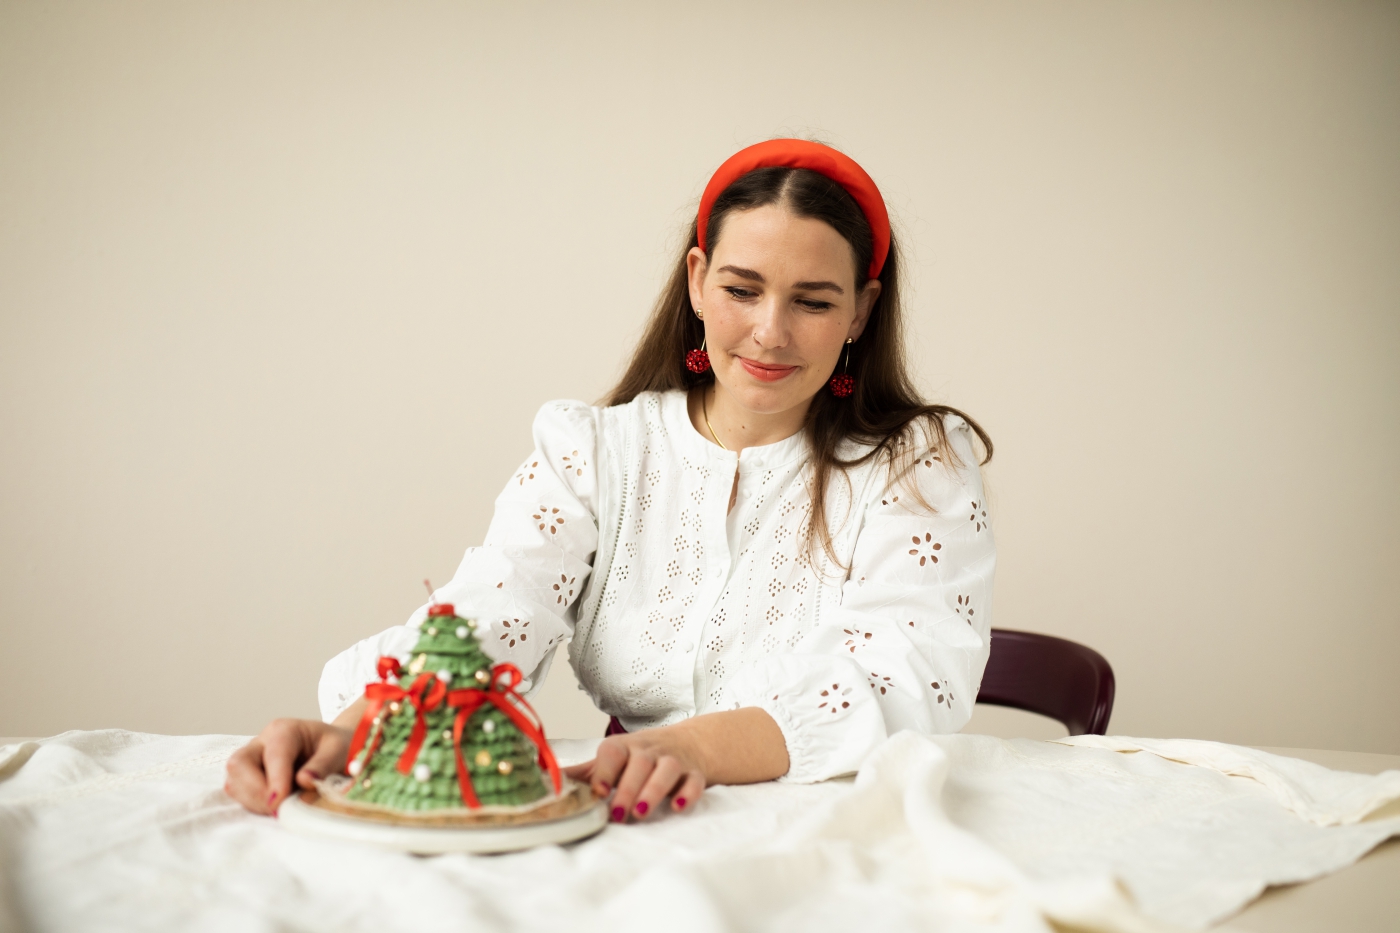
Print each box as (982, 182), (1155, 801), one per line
(738, 357), (799, 382)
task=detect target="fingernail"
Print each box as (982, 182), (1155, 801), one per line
(634, 800), (649, 816)
(268, 791), (278, 804)
(675, 797), (687, 809)
(302, 769), (321, 781)
(610, 806), (625, 823)
(599, 781), (610, 793)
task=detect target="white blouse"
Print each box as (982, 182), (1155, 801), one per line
(319, 389), (996, 783)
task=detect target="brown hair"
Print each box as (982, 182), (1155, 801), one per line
(604, 163), (992, 562)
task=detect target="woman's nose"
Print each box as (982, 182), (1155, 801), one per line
(751, 297), (790, 350)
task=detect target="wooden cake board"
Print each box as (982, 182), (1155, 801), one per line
(278, 779), (608, 854)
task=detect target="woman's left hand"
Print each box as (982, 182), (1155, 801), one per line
(563, 706), (789, 822)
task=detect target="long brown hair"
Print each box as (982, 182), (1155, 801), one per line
(605, 163), (992, 562)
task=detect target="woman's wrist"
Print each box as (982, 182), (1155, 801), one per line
(668, 706), (789, 785)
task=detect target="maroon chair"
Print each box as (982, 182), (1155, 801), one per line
(976, 628), (1116, 735)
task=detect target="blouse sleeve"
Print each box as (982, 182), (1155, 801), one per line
(317, 400), (601, 722)
(727, 414), (996, 782)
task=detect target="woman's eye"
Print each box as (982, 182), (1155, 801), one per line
(797, 299), (833, 311)
(723, 287), (756, 300)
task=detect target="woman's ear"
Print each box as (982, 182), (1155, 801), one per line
(686, 247), (709, 312)
(848, 278), (882, 341)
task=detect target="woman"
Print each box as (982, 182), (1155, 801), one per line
(225, 139), (995, 823)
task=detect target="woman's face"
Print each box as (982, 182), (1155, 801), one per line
(687, 205), (880, 418)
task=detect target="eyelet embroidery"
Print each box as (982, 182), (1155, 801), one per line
(817, 682), (852, 714)
(553, 574), (577, 605)
(970, 500), (988, 532)
(561, 450), (587, 477)
(931, 679), (955, 706)
(956, 594), (974, 623)
(513, 460), (540, 485)
(869, 672), (893, 694)
(909, 533), (942, 566)
(498, 618), (529, 648)
(842, 626), (873, 652)
(532, 506), (565, 535)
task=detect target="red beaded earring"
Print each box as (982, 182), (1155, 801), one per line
(685, 309), (711, 373)
(828, 339), (855, 397)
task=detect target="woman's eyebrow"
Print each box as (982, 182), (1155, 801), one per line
(716, 266), (845, 295)
(716, 265), (765, 282)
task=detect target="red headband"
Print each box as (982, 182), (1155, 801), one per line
(696, 139), (890, 281)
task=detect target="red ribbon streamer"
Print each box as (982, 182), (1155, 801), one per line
(344, 658), (447, 777)
(447, 663), (562, 809)
(345, 658), (560, 810)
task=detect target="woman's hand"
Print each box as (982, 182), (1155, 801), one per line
(224, 698), (365, 815)
(564, 707), (789, 823)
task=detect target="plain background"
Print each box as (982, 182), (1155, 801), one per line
(1, 1), (1396, 752)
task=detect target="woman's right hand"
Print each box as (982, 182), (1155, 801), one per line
(224, 703), (362, 815)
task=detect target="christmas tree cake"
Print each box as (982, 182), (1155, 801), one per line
(341, 602), (558, 810)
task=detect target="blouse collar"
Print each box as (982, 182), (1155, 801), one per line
(661, 389), (811, 473)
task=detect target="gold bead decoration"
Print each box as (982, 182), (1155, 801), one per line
(427, 626), (438, 637)
(474, 750), (492, 767)
(474, 669), (490, 684)
(361, 778), (372, 789)
(408, 653), (427, 675)
(497, 760), (513, 775)
(388, 702), (402, 713)
(441, 730), (452, 741)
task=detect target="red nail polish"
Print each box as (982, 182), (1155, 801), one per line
(634, 800), (649, 816)
(303, 769), (321, 781)
(268, 791), (278, 804)
(599, 781), (610, 793)
(675, 797), (687, 809)
(610, 806), (625, 823)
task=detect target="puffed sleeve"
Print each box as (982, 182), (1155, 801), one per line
(317, 400), (601, 722)
(728, 414), (995, 782)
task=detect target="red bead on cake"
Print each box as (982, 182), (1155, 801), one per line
(427, 603), (456, 617)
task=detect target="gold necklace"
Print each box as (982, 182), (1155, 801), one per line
(702, 387), (728, 450)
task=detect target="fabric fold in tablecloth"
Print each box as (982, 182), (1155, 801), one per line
(1, 729), (1397, 932)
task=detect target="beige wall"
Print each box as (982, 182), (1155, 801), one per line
(1, 1), (1396, 752)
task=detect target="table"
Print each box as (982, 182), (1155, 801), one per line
(3, 737), (1395, 930)
(1229, 746), (1399, 932)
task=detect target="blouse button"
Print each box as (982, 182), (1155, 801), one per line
(684, 641), (694, 653)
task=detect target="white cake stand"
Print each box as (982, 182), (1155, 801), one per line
(278, 781), (608, 854)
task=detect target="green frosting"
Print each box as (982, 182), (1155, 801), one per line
(345, 611), (549, 809)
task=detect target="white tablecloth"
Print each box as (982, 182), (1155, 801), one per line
(2, 729), (1397, 932)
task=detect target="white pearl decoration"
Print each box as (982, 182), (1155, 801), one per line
(347, 759), (363, 776)
(413, 763), (431, 783)
(436, 669), (452, 683)
(481, 719), (496, 734)
(456, 625), (469, 639)
(426, 627), (438, 637)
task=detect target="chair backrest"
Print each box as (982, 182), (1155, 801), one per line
(977, 628), (1116, 735)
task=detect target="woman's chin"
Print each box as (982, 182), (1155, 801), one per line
(719, 379), (819, 417)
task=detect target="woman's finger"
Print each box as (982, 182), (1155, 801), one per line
(224, 740), (271, 814)
(295, 727), (349, 790)
(588, 739), (631, 798)
(260, 720), (306, 812)
(631, 755), (683, 820)
(671, 770), (706, 813)
(609, 747), (656, 823)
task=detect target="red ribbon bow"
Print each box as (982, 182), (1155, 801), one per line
(345, 657), (448, 778)
(446, 662), (562, 808)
